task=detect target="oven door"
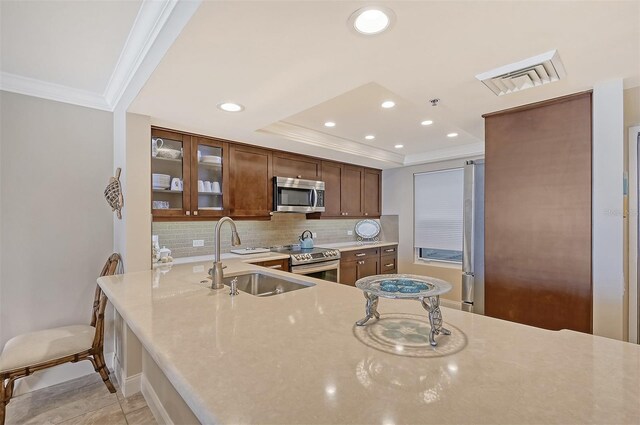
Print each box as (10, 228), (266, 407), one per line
(291, 260), (339, 283)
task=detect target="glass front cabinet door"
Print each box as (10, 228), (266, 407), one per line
(151, 129), (191, 217)
(191, 137), (229, 217)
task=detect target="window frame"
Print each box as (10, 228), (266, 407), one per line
(413, 167), (464, 265)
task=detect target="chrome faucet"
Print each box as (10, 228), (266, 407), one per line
(211, 217), (241, 289)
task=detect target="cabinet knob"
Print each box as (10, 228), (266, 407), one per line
(345, 212), (349, 216)
(186, 211), (191, 216)
(193, 211), (198, 216)
(364, 213), (368, 216)
(357, 260), (365, 265)
(297, 175), (302, 179)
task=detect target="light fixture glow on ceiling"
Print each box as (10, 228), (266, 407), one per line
(381, 100), (395, 109)
(394, 144), (404, 149)
(447, 132), (459, 138)
(351, 8), (392, 35)
(324, 121), (336, 127)
(421, 120), (433, 126)
(365, 135), (375, 140)
(218, 102), (244, 112)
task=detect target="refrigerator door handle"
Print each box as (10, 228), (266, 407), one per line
(462, 273), (474, 304)
(463, 163), (475, 273)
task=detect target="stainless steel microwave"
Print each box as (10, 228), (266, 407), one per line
(273, 177), (325, 213)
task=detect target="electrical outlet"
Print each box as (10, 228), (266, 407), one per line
(347, 230), (353, 236)
(193, 239), (204, 247)
(312, 232), (317, 238)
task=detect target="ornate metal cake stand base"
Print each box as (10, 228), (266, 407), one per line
(355, 292), (451, 347)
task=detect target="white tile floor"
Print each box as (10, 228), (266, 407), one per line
(5, 372), (156, 424)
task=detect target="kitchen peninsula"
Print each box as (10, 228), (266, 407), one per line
(99, 259), (640, 424)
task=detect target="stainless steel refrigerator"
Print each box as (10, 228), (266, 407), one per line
(461, 159), (484, 313)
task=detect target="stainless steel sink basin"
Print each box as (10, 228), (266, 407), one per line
(222, 272), (314, 297)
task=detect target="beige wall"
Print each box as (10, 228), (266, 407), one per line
(624, 86), (640, 128)
(0, 91), (114, 347)
(382, 157), (481, 303)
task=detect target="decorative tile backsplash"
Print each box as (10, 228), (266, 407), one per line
(153, 214), (396, 258)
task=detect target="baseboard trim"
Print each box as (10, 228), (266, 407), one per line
(117, 369), (142, 398)
(12, 351), (114, 397)
(141, 374), (174, 425)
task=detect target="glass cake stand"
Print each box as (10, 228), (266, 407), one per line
(355, 274), (453, 346)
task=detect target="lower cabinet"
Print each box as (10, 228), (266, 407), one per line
(339, 245), (398, 286)
(340, 257), (379, 287)
(252, 258), (290, 272)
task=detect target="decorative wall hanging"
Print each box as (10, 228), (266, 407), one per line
(105, 168), (124, 219)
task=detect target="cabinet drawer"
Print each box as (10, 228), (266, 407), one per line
(380, 245), (398, 256)
(252, 258), (290, 272)
(380, 256), (397, 273)
(341, 248), (379, 262)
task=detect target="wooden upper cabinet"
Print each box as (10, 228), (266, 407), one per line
(151, 128), (191, 218)
(229, 144), (272, 217)
(190, 137), (229, 218)
(315, 162), (381, 219)
(151, 127), (383, 221)
(320, 161), (343, 217)
(341, 165), (364, 217)
(363, 168), (381, 217)
(273, 152), (320, 180)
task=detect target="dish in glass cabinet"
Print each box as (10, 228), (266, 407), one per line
(355, 219), (381, 239)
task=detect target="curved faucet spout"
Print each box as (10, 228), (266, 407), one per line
(211, 217), (241, 289)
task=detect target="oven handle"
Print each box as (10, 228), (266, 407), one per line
(291, 261), (339, 275)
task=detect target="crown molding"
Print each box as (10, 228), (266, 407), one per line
(259, 121), (405, 165)
(0, 0), (183, 112)
(0, 72), (111, 110)
(403, 141), (485, 166)
(103, 0), (179, 108)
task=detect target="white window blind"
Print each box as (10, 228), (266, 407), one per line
(414, 168), (464, 251)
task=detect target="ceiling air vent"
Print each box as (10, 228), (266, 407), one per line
(475, 50), (566, 96)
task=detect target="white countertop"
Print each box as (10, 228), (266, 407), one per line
(99, 259), (640, 424)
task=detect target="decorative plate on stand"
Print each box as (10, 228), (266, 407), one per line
(355, 219), (381, 244)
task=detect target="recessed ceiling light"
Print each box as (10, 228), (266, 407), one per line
(365, 135), (375, 140)
(350, 7), (394, 35)
(421, 120), (433, 126)
(218, 102), (244, 112)
(447, 132), (459, 138)
(381, 100), (395, 109)
(324, 121), (336, 127)
(394, 144), (404, 149)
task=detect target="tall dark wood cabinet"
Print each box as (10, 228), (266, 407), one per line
(483, 92), (593, 333)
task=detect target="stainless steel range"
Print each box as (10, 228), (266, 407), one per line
(270, 245), (341, 282)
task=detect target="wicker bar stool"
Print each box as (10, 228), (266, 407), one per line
(0, 253), (121, 425)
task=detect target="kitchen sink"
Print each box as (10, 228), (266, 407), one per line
(222, 272), (314, 297)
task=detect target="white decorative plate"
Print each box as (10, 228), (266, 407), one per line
(355, 219), (381, 239)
